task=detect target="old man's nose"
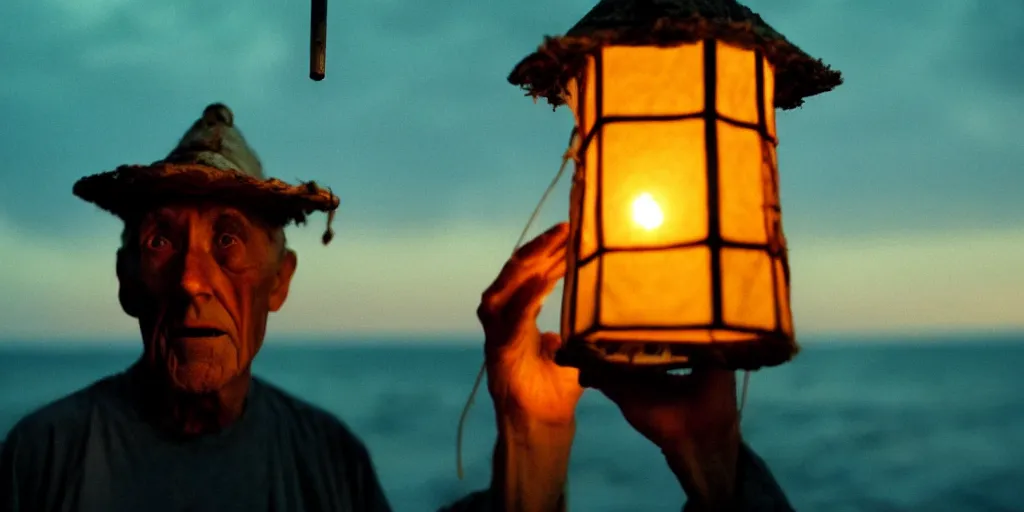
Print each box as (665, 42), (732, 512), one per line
(178, 250), (215, 301)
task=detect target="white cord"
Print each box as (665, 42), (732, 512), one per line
(738, 370), (751, 421)
(452, 128), (755, 477)
(455, 128), (579, 479)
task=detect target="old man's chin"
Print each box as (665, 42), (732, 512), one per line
(164, 337), (242, 393)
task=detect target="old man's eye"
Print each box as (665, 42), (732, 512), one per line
(144, 235), (171, 251)
(217, 233), (240, 248)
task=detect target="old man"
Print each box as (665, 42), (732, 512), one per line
(0, 104), (792, 511)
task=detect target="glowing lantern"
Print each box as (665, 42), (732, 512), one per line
(508, 0), (842, 371)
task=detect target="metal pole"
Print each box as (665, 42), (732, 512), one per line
(310, 0), (327, 81)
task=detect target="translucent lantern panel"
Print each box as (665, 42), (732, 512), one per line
(577, 140), (599, 260)
(584, 56), (597, 137)
(563, 77), (580, 122)
(721, 248), (776, 331)
(598, 247), (712, 328)
(561, 171), (583, 340)
(601, 43), (705, 117)
(762, 56), (777, 138)
(600, 121), (709, 249)
(717, 122), (768, 244)
(761, 141), (785, 251)
(716, 43), (758, 124)
(774, 258), (793, 336)
(573, 259), (599, 335)
(559, 263), (575, 340)
(763, 141), (780, 202)
(565, 57), (598, 139)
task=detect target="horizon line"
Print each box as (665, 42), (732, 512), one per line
(0, 328), (1020, 350)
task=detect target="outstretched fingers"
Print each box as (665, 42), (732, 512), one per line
(477, 223), (568, 327)
(478, 224), (569, 361)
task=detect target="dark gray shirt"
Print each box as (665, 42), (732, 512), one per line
(1, 367), (791, 512)
(0, 368), (397, 512)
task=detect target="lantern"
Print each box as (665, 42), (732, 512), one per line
(508, 0), (842, 372)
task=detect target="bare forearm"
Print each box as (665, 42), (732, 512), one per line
(730, 442), (794, 511)
(669, 441), (793, 512)
(490, 415), (574, 512)
(664, 434), (740, 511)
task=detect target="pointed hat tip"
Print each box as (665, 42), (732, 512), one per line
(202, 103), (234, 127)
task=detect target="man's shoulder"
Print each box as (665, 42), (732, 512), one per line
(252, 376), (370, 456)
(4, 373), (123, 443)
(249, 379), (392, 510)
(1, 373), (126, 474)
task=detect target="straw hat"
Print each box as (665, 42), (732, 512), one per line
(508, 0), (842, 111)
(73, 103), (340, 244)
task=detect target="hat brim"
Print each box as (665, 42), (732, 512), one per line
(73, 163), (340, 228)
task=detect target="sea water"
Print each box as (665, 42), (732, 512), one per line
(1, 335), (1022, 512)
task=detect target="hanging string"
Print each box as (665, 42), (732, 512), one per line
(452, 127), (756, 476)
(738, 370), (752, 421)
(455, 127), (580, 479)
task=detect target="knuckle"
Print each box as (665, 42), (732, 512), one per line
(477, 295), (498, 321)
(504, 255), (523, 271)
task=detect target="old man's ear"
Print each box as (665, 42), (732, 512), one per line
(268, 249), (298, 312)
(116, 248), (143, 318)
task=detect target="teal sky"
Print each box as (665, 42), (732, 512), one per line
(0, 0), (1021, 343)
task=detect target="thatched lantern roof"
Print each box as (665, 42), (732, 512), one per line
(508, 0), (842, 110)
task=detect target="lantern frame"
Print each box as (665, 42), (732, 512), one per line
(508, 0), (842, 372)
(559, 40), (795, 372)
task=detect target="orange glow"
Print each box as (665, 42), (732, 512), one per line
(631, 193), (663, 230)
(561, 40), (794, 358)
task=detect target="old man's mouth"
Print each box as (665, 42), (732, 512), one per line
(170, 327), (228, 339)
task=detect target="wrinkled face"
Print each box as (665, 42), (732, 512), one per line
(118, 202), (297, 393)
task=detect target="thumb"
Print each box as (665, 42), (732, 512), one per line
(539, 331), (563, 360)
(486, 276), (548, 360)
(504, 275), (548, 325)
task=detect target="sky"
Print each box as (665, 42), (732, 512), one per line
(0, 0), (1021, 343)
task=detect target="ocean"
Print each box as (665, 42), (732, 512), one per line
(1, 336), (1023, 512)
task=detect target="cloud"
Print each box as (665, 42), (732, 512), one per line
(1, 0), (1019, 239)
(0, 213), (526, 341)
(791, 228), (1024, 334)
(2, 212), (1022, 342)
(745, 0), (1024, 236)
(941, 1), (1024, 96)
(0, 0), (581, 237)
(2, 0), (292, 104)
(0, 0), (1021, 339)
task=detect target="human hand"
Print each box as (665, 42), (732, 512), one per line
(477, 222), (584, 429)
(586, 368), (742, 508)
